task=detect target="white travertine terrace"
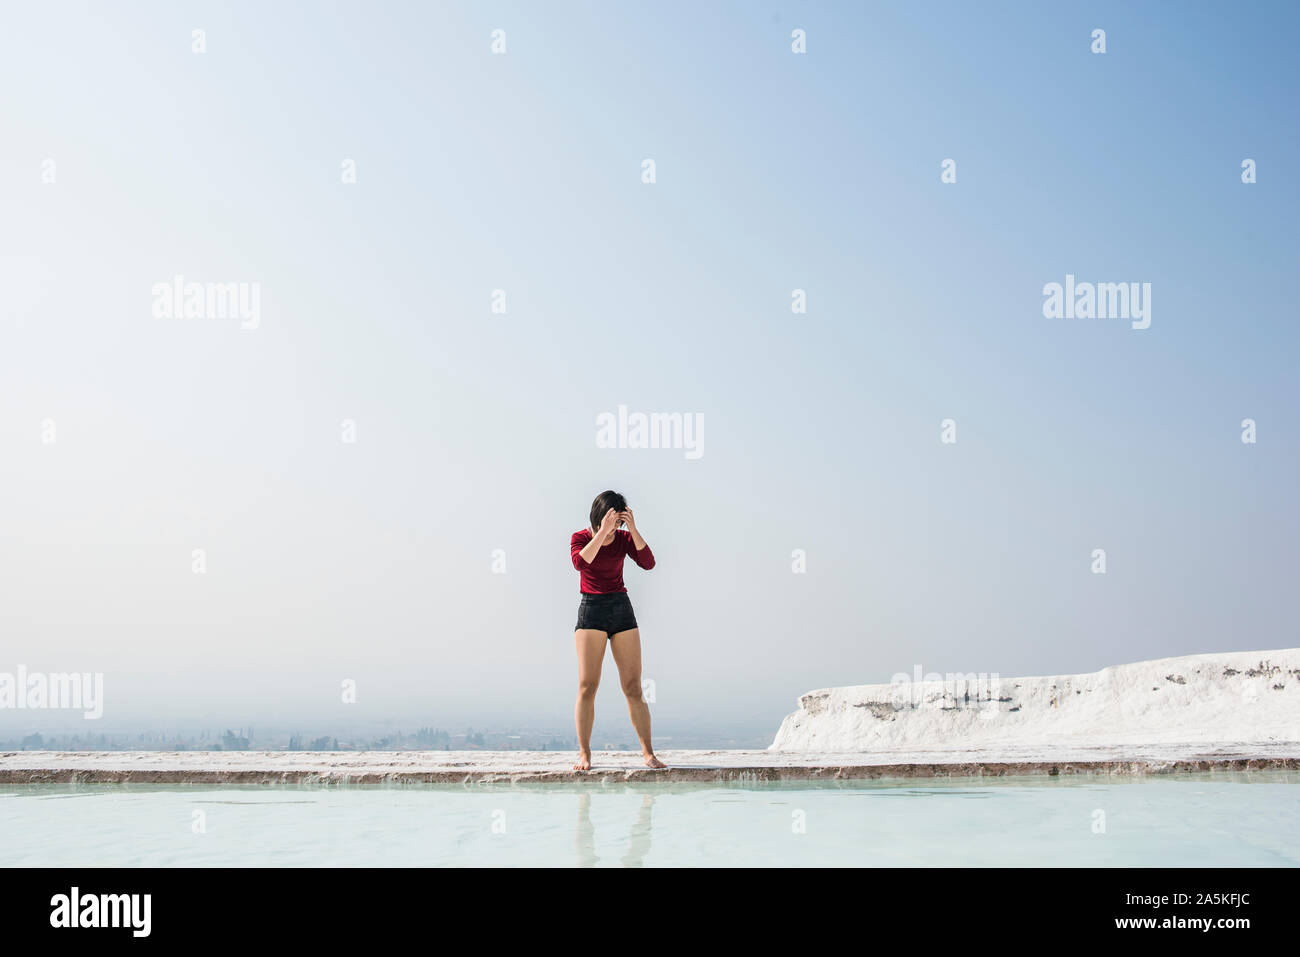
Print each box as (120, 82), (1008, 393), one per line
(0, 742), (1297, 784)
(771, 648), (1300, 752)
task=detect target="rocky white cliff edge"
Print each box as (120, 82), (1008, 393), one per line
(770, 648), (1300, 751)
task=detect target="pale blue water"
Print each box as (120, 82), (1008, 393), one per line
(2, 774), (1297, 867)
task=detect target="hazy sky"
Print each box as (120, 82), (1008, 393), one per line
(1, 1), (1296, 741)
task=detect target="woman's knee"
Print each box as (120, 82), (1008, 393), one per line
(577, 679), (600, 701)
(620, 675), (644, 699)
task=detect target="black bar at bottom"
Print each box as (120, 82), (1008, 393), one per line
(2, 867), (1294, 941)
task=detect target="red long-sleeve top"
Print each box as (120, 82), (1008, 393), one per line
(570, 528), (655, 594)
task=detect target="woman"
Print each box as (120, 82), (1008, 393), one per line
(569, 490), (665, 771)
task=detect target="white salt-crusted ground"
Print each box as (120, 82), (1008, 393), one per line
(1, 742), (1298, 784)
(772, 648), (1300, 751)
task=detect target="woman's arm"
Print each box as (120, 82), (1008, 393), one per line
(571, 534), (591, 569)
(621, 508), (655, 569)
(578, 508), (619, 564)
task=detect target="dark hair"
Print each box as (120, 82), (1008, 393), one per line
(589, 490), (627, 531)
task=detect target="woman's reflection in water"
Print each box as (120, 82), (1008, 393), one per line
(574, 791), (656, 867)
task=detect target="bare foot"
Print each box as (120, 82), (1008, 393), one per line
(644, 753), (666, 769)
(573, 752), (592, 771)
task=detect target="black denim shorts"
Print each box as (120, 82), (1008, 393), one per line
(575, 592), (638, 637)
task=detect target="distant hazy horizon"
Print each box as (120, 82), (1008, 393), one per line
(2, 2), (1297, 743)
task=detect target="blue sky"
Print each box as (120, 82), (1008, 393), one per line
(0, 1), (1295, 740)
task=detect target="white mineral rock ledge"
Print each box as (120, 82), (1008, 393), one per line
(770, 647), (1300, 752)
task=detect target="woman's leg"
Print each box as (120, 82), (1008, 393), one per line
(573, 629), (607, 770)
(609, 629), (666, 768)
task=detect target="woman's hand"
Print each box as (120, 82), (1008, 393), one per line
(620, 508), (648, 552)
(597, 508), (619, 538)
